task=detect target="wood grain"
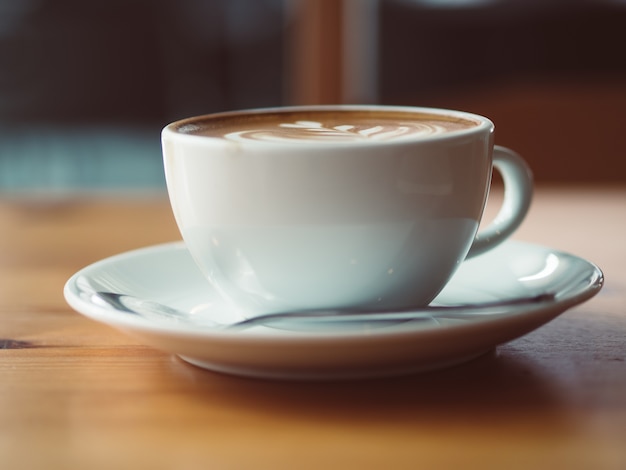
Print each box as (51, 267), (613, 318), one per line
(0, 187), (624, 469)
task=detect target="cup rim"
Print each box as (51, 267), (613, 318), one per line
(162, 105), (495, 148)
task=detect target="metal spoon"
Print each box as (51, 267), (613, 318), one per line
(89, 290), (556, 330)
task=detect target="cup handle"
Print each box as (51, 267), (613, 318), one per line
(466, 145), (533, 258)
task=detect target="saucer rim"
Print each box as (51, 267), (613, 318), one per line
(63, 240), (604, 379)
(63, 240), (604, 342)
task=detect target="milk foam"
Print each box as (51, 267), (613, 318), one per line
(222, 119), (457, 143)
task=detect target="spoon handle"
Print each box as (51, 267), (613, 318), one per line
(228, 293), (556, 329)
(90, 290), (556, 330)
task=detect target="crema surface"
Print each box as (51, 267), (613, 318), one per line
(175, 111), (478, 144)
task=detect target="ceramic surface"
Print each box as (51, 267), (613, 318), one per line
(64, 240), (602, 380)
(162, 105), (533, 315)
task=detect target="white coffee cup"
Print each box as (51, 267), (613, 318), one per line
(162, 105), (532, 316)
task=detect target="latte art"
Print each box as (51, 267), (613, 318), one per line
(175, 110), (479, 143)
(223, 119), (455, 143)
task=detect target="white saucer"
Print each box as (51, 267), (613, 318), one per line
(64, 241), (603, 380)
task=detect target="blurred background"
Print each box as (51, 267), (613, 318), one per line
(0, 0), (624, 193)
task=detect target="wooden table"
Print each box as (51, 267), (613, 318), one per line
(0, 186), (624, 469)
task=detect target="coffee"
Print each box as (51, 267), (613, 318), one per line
(174, 110), (479, 144)
(163, 106), (531, 315)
